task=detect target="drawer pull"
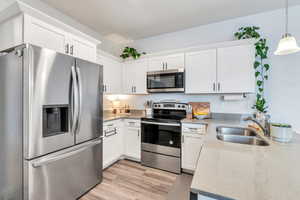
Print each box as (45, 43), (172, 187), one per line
(105, 128), (117, 137)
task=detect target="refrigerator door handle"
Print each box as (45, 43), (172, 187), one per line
(75, 66), (83, 134)
(32, 139), (102, 168)
(71, 66), (79, 135)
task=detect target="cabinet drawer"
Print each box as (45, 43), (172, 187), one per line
(182, 123), (207, 134)
(124, 119), (141, 128)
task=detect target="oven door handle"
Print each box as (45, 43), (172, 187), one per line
(141, 121), (180, 127)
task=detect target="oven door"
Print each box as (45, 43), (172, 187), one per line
(141, 120), (181, 157)
(147, 70), (184, 93)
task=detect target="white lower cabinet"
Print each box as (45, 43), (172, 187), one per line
(103, 119), (141, 168)
(181, 123), (207, 171)
(124, 119), (141, 161)
(103, 120), (122, 168)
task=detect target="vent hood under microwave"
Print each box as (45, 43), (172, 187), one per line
(146, 68), (185, 93)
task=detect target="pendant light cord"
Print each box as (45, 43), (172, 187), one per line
(285, 0), (289, 34)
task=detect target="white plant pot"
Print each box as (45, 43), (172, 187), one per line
(270, 125), (294, 143)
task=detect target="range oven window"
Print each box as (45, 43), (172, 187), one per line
(147, 72), (184, 89)
(141, 123), (181, 148)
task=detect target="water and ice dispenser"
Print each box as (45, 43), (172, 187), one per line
(43, 105), (69, 137)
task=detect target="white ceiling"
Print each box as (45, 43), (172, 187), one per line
(41, 0), (300, 42)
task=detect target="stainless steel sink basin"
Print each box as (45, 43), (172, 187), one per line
(217, 135), (269, 146)
(216, 126), (257, 136)
(216, 126), (269, 146)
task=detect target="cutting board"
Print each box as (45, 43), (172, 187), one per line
(188, 102), (210, 119)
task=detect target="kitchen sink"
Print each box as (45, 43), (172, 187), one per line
(216, 126), (257, 136)
(216, 127), (269, 146)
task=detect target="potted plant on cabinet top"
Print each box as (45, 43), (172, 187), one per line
(234, 26), (270, 120)
(120, 47), (146, 60)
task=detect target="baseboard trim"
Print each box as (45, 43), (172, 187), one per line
(103, 155), (141, 170)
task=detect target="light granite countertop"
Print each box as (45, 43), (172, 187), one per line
(103, 111), (146, 122)
(189, 118), (300, 200)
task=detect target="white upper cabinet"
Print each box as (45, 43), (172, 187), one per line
(185, 49), (217, 94)
(148, 56), (165, 71)
(99, 56), (122, 94)
(1, 14), (99, 63)
(217, 45), (255, 93)
(148, 53), (185, 71)
(164, 53), (185, 70)
(24, 15), (68, 54)
(185, 44), (255, 94)
(70, 35), (97, 62)
(123, 59), (148, 94)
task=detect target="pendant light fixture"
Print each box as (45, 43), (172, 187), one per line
(274, 0), (300, 55)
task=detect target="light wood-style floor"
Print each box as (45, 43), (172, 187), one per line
(80, 160), (180, 200)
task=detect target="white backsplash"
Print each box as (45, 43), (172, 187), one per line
(104, 93), (256, 114)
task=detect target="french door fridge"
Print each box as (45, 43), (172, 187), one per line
(0, 44), (103, 200)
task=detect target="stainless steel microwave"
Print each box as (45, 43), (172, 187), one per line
(147, 68), (185, 93)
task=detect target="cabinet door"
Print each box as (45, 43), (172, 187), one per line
(71, 35), (97, 62)
(182, 134), (203, 171)
(122, 62), (135, 94)
(123, 60), (148, 94)
(148, 56), (164, 71)
(217, 45), (255, 93)
(102, 136), (110, 168)
(185, 50), (217, 94)
(101, 56), (122, 94)
(23, 15), (68, 54)
(125, 128), (141, 160)
(133, 59), (148, 94)
(165, 53), (185, 70)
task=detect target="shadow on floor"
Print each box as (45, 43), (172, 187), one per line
(167, 173), (193, 200)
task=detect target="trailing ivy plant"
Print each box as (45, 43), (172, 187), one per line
(120, 47), (146, 60)
(234, 26), (270, 113)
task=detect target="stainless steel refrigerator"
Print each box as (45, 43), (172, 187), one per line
(0, 44), (103, 200)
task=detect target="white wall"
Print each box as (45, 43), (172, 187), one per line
(125, 6), (300, 133)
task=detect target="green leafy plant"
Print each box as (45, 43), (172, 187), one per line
(271, 123), (292, 128)
(235, 26), (270, 113)
(120, 47), (146, 60)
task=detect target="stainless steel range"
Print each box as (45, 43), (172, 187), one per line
(141, 102), (188, 174)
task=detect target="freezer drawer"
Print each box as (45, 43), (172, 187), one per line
(24, 139), (102, 200)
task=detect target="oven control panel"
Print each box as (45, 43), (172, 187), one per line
(153, 103), (188, 110)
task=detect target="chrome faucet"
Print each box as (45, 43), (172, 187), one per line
(244, 116), (271, 137)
